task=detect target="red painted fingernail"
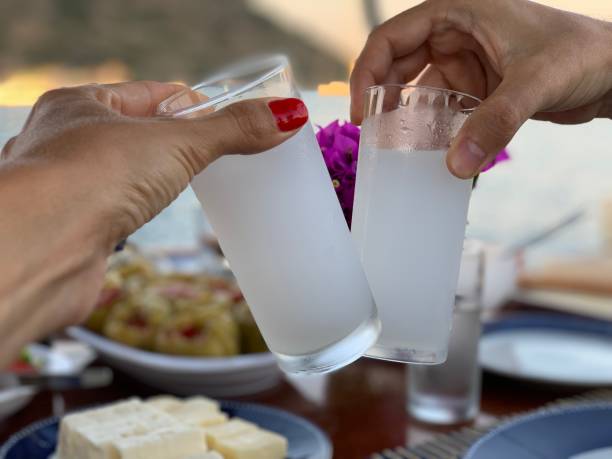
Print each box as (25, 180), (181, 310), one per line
(268, 98), (309, 132)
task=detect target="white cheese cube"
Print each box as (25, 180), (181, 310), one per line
(168, 398), (227, 428)
(183, 453), (224, 459)
(145, 395), (183, 413)
(215, 430), (288, 459)
(182, 397), (221, 412)
(205, 419), (258, 450)
(56, 399), (194, 459)
(170, 406), (228, 428)
(115, 425), (207, 459)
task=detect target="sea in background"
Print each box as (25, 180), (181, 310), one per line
(2, 91), (611, 267)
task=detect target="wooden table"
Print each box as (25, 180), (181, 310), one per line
(0, 356), (585, 458)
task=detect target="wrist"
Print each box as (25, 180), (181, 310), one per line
(0, 162), (107, 364)
(0, 161), (108, 260)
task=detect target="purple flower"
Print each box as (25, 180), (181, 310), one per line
(316, 120), (360, 227)
(481, 148), (510, 172)
(316, 121), (511, 224)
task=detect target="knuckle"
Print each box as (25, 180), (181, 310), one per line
(174, 121), (213, 174)
(33, 86), (92, 118)
(367, 24), (383, 41)
(34, 88), (68, 110)
(486, 98), (522, 137)
(224, 102), (267, 146)
(92, 86), (122, 111)
(0, 136), (17, 160)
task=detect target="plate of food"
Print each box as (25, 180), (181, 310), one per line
(0, 395), (333, 459)
(67, 250), (280, 396)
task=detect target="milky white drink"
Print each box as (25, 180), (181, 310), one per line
(352, 146), (472, 363)
(192, 125), (379, 372)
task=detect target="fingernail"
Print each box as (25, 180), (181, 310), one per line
(268, 98), (308, 132)
(450, 139), (487, 178)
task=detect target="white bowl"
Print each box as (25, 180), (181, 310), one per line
(66, 327), (281, 397)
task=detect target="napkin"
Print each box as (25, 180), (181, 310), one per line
(518, 257), (612, 296)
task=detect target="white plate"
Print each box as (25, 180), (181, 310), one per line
(480, 313), (612, 386)
(66, 327), (281, 396)
(0, 375), (37, 422)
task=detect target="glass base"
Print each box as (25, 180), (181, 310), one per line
(366, 345), (447, 365)
(275, 313), (381, 375)
(408, 394), (478, 425)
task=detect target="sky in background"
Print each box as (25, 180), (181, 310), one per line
(248, 0), (612, 66)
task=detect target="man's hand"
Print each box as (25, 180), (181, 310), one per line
(351, 0), (612, 178)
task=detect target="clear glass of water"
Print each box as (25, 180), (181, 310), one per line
(407, 240), (484, 424)
(157, 55), (380, 374)
(351, 84), (481, 364)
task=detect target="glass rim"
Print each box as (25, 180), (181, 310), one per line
(365, 83), (482, 108)
(157, 54), (289, 118)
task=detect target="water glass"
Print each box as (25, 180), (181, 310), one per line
(158, 55), (380, 374)
(352, 84), (480, 363)
(407, 241), (484, 424)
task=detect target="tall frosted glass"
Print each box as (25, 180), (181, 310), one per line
(352, 85), (480, 364)
(158, 56), (380, 374)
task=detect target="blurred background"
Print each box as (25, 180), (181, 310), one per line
(2, 3), (612, 454)
(1, 0), (612, 307)
(2, 0), (611, 92)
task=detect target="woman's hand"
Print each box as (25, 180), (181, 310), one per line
(0, 81), (307, 366)
(350, 0), (612, 178)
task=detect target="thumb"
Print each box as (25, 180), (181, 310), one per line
(447, 78), (541, 178)
(161, 97), (309, 171)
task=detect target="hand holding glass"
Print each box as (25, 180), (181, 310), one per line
(352, 85), (480, 364)
(158, 56), (380, 374)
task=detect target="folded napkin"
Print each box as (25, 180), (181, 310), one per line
(518, 257), (612, 296)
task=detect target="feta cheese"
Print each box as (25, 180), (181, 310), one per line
(145, 395), (183, 412)
(115, 425), (206, 459)
(215, 430), (288, 459)
(169, 400), (228, 428)
(204, 419), (257, 449)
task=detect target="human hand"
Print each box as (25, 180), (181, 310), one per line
(2, 81), (307, 249)
(350, 0), (612, 178)
(0, 81), (307, 366)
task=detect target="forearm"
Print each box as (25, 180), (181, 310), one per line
(0, 163), (106, 367)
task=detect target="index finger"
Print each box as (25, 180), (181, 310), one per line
(349, 2), (436, 124)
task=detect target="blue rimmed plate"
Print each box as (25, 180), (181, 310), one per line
(464, 404), (612, 459)
(0, 400), (332, 459)
(480, 313), (612, 386)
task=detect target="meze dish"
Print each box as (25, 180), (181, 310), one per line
(55, 395), (288, 459)
(85, 250), (267, 357)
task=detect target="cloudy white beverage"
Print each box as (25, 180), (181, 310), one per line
(161, 56), (380, 374)
(192, 126), (379, 371)
(352, 85), (479, 364)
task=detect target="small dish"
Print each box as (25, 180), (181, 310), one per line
(66, 327), (280, 397)
(464, 404), (612, 459)
(0, 400), (333, 459)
